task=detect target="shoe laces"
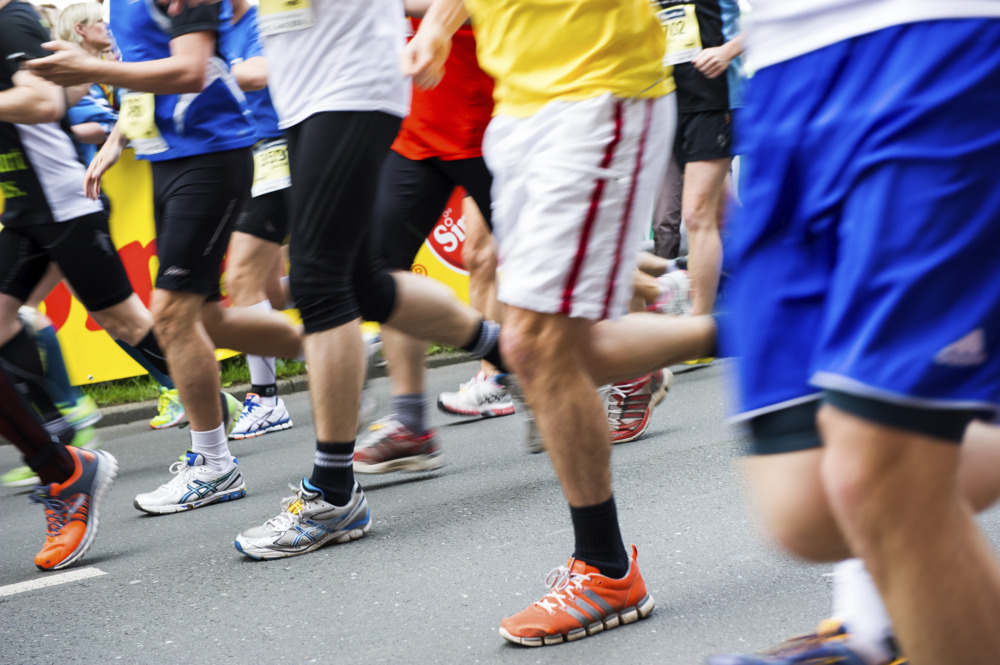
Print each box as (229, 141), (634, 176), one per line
(597, 384), (629, 428)
(157, 390), (170, 414)
(534, 565), (593, 614)
(264, 484), (310, 531)
(31, 491), (68, 537)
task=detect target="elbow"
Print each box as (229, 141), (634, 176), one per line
(38, 100), (64, 124)
(175, 64), (207, 93)
(242, 74), (267, 92)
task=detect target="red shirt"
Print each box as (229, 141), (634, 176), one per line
(391, 20), (495, 161)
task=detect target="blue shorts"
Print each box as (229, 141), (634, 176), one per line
(723, 18), (1000, 426)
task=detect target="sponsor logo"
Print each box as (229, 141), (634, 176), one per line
(935, 328), (987, 367)
(423, 188), (468, 274)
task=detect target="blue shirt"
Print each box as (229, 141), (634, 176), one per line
(719, 0), (745, 110)
(108, 0), (256, 161)
(226, 6), (281, 141)
(67, 84), (118, 164)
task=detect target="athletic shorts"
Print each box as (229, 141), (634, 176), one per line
(373, 150), (492, 272)
(674, 109), (732, 166)
(484, 93), (675, 320)
(234, 188), (289, 245)
(724, 19), (1000, 439)
(151, 148), (253, 299)
(0, 209), (133, 311)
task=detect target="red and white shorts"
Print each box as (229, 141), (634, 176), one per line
(484, 92), (675, 320)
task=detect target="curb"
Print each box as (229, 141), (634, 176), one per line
(94, 351), (475, 429)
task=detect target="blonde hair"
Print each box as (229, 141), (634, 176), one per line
(56, 2), (104, 44)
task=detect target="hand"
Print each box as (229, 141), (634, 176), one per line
(84, 138), (124, 200)
(25, 41), (99, 87)
(691, 46), (731, 80)
(400, 24), (451, 90)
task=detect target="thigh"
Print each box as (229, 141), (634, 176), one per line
(674, 110), (733, 167)
(152, 148), (253, 300)
(235, 188), (289, 245)
(0, 227), (48, 304)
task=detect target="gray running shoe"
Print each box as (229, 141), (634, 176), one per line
(234, 480), (371, 560)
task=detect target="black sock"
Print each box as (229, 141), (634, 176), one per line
(309, 441), (355, 506)
(251, 383), (278, 398)
(461, 320), (507, 374)
(570, 495), (630, 579)
(0, 326), (64, 424)
(0, 363), (75, 485)
(133, 330), (171, 379)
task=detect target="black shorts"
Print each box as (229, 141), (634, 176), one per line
(151, 148), (253, 299)
(373, 150), (493, 271)
(235, 188), (289, 245)
(674, 110), (733, 166)
(0, 209), (133, 311)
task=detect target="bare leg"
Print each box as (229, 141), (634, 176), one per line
(462, 197), (501, 375)
(681, 158), (729, 315)
(201, 301), (302, 358)
(226, 231), (283, 308)
(304, 320), (366, 440)
(380, 325), (427, 395)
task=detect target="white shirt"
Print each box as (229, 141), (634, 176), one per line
(747, 0), (1000, 70)
(261, 0), (410, 129)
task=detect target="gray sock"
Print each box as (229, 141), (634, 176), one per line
(393, 393), (427, 435)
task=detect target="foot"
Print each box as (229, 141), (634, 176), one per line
(353, 417), (443, 474)
(229, 393), (293, 440)
(32, 447), (118, 571)
(133, 451), (246, 514)
(222, 391), (244, 438)
(499, 545), (654, 647)
(3, 425), (101, 488)
(599, 369), (672, 444)
(437, 371), (515, 417)
(234, 479), (371, 559)
(647, 269), (692, 316)
(61, 394), (102, 429)
(707, 620), (906, 665)
(150, 387), (186, 430)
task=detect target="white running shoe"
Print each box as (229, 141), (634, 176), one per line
(229, 393), (293, 440)
(133, 452), (246, 514)
(234, 480), (371, 559)
(648, 270), (692, 316)
(437, 371), (515, 417)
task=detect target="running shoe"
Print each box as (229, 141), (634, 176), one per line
(647, 269), (692, 316)
(133, 451), (246, 514)
(31, 447), (118, 571)
(150, 387), (186, 430)
(707, 619), (907, 665)
(223, 391), (243, 438)
(437, 371), (515, 417)
(353, 417), (443, 474)
(234, 479), (371, 559)
(499, 545), (655, 647)
(2, 425), (101, 488)
(61, 394), (102, 429)
(229, 393), (293, 440)
(599, 369), (672, 445)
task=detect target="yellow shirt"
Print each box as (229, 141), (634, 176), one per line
(465, 0), (674, 117)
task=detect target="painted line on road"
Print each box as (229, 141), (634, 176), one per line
(0, 567), (106, 598)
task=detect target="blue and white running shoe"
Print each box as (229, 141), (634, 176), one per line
(133, 452), (246, 514)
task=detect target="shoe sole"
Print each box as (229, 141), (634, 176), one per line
(234, 512), (372, 560)
(499, 593), (655, 647)
(353, 453), (445, 474)
(45, 451), (119, 571)
(436, 398), (515, 418)
(230, 419), (294, 440)
(133, 486), (247, 515)
(3, 474), (40, 488)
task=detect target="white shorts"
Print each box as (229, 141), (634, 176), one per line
(485, 93), (675, 320)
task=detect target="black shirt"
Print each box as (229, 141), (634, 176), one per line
(653, 0), (730, 112)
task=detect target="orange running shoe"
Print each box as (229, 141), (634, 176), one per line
(499, 545), (654, 646)
(31, 447), (118, 571)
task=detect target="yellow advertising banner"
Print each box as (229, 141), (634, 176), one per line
(1, 152), (471, 386)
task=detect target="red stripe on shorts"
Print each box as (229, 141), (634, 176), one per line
(601, 98), (654, 319)
(559, 100), (625, 315)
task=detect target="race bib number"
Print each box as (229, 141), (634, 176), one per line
(258, 0), (317, 36)
(252, 138), (291, 197)
(119, 92), (168, 155)
(655, 3), (703, 66)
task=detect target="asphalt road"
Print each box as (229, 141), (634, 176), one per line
(3, 360), (995, 664)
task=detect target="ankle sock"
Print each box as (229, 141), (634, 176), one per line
(310, 441), (355, 506)
(462, 320), (507, 374)
(569, 495), (630, 579)
(832, 558), (896, 661)
(392, 393), (427, 435)
(189, 424), (232, 471)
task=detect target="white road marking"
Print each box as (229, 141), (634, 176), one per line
(0, 567), (106, 598)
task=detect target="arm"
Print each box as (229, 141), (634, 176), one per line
(400, 0), (468, 89)
(0, 69), (65, 124)
(72, 122), (111, 144)
(83, 121), (128, 200)
(231, 56), (267, 92)
(691, 33), (744, 80)
(27, 33), (214, 94)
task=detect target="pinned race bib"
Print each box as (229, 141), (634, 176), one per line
(654, 3), (703, 66)
(119, 92), (168, 155)
(252, 138), (291, 197)
(258, 0), (317, 36)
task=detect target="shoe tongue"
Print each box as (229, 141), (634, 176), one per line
(568, 558), (599, 576)
(184, 451), (205, 466)
(299, 478), (324, 501)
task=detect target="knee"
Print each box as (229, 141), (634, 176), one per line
(764, 501), (846, 562)
(500, 313), (575, 386)
(151, 292), (200, 345)
(682, 199), (719, 233)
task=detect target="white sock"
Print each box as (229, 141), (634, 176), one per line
(246, 300), (278, 403)
(832, 558), (895, 660)
(190, 423), (232, 471)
